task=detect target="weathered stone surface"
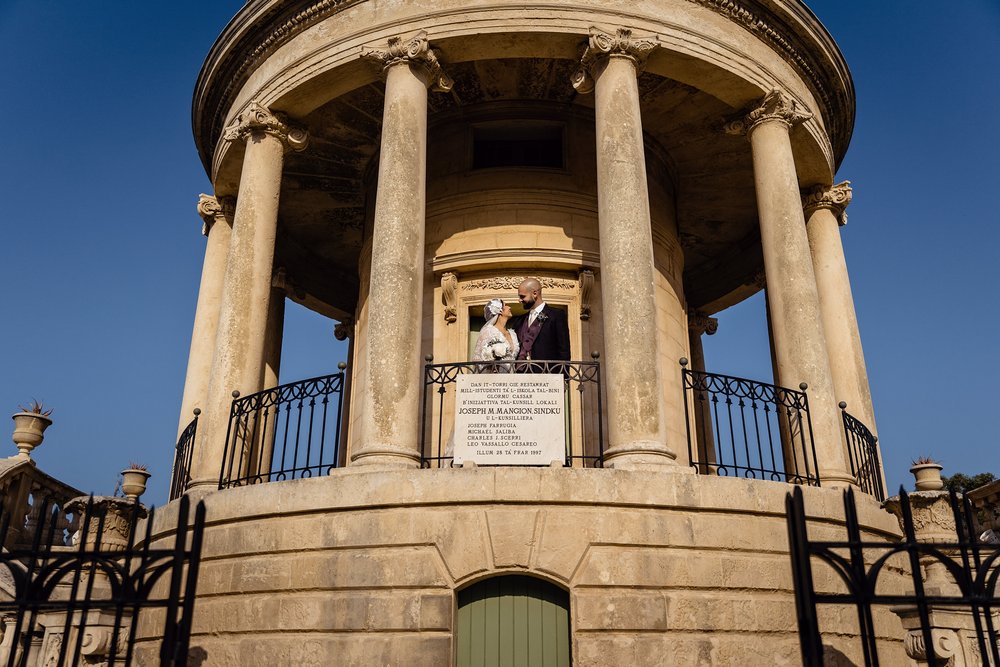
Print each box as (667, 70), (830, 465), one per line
(152, 470), (903, 664)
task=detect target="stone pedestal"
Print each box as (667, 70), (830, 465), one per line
(725, 90), (853, 487)
(884, 490), (999, 667)
(573, 27), (675, 469)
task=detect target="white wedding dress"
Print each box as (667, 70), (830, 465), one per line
(472, 324), (520, 362)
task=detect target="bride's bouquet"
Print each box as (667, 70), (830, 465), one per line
(483, 337), (510, 360)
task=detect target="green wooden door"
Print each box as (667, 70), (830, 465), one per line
(456, 575), (571, 667)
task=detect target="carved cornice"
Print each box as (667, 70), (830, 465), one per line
(461, 276), (577, 291)
(361, 31), (453, 92)
(194, 0), (854, 172)
(572, 27), (658, 94)
(196, 194), (235, 236)
(724, 89), (812, 136)
(803, 181), (852, 225)
(688, 311), (719, 336)
(223, 101), (309, 151)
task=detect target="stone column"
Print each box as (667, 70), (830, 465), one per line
(687, 312), (718, 471)
(572, 27), (675, 468)
(187, 102), (308, 491)
(725, 90), (854, 487)
(175, 195), (234, 440)
(263, 268), (288, 390)
(334, 318), (355, 468)
(803, 183), (878, 433)
(350, 32), (452, 468)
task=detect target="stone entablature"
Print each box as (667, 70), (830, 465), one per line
(196, 3), (847, 187)
(193, 0), (853, 175)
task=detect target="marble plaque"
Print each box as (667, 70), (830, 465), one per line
(453, 374), (565, 465)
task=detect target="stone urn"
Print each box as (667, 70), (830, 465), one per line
(11, 410), (53, 460)
(65, 496), (148, 552)
(910, 461), (944, 491)
(120, 468), (151, 501)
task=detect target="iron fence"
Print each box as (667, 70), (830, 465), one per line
(0, 495), (205, 666)
(786, 486), (1000, 666)
(840, 403), (885, 501)
(421, 357), (604, 468)
(681, 361), (820, 485)
(168, 411), (199, 501)
(219, 365), (347, 489)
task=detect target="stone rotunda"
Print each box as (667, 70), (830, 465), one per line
(155, 0), (902, 663)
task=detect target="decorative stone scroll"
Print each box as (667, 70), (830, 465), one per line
(441, 272), (458, 324)
(461, 276), (577, 291)
(578, 269), (594, 321)
(334, 317), (354, 341)
(572, 27), (658, 94)
(723, 89), (812, 136)
(688, 311), (719, 337)
(196, 194), (235, 236)
(803, 181), (852, 226)
(361, 31), (453, 92)
(223, 101), (309, 152)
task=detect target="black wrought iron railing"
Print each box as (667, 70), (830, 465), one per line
(169, 410), (199, 501)
(681, 360), (820, 486)
(219, 365), (346, 489)
(840, 403), (885, 502)
(786, 486), (1000, 666)
(0, 494), (206, 666)
(421, 357), (604, 468)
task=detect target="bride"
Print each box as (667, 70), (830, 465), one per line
(472, 298), (520, 362)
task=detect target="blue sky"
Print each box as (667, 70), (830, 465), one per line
(1, 2), (997, 506)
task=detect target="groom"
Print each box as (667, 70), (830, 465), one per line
(511, 278), (570, 361)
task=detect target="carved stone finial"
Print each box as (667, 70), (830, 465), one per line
(334, 317), (355, 341)
(223, 101), (309, 152)
(441, 272), (458, 324)
(803, 181), (853, 226)
(723, 89), (813, 136)
(578, 269), (595, 321)
(688, 312), (719, 336)
(572, 27), (659, 93)
(361, 31), (453, 92)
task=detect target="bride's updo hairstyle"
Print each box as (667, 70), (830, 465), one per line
(484, 298), (504, 323)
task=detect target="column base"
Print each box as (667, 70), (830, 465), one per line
(603, 441), (677, 470)
(350, 444), (421, 469)
(821, 471), (860, 490)
(177, 483), (218, 503)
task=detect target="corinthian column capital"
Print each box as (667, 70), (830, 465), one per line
(724, 89), (812, 136)
(572, 27), (658, 93)
(803, 181), (853, 225)
(223, 101), (309, 152)
(362, 31), (453, 92)
(197, 194), (235, 236)
(688, 312), (719, 337)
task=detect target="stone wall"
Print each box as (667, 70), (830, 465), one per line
(141, 470), (906, 665)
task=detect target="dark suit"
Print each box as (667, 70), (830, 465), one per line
(511, 304), (571, 361)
